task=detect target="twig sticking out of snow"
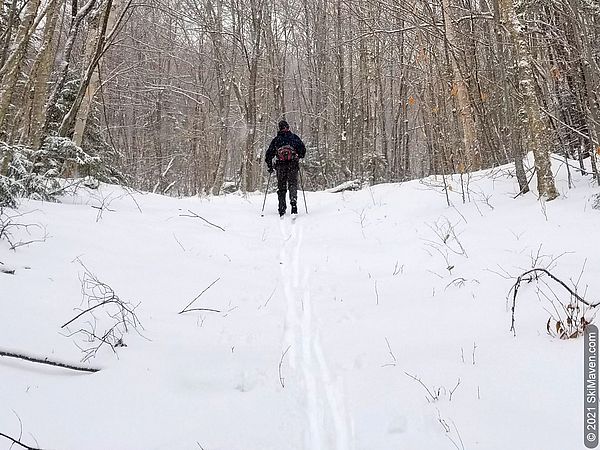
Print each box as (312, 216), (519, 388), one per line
(61, 298), (138, 329)
(0, 431), (43, 450)
(0, 208), (46, 250)
(0, 412), (44, 450)
(404, 372), (441, 403)
(179, 278), (221, 314)
(509, 267), (599, 335)
(61, 260), (144, 362)
(382, 337), (397, 367)
(278, 345), (291, 388)
(513, 168), (537, 199)
(180, 210), (225, 232)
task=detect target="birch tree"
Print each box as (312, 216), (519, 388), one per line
(498, 0), (559, 200)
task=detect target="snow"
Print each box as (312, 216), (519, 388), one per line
(1, 158), (599, 449)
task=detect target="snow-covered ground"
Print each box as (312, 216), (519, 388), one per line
(1, 159), (599, 450)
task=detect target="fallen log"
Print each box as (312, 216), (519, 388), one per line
(0, 349), (100, 373)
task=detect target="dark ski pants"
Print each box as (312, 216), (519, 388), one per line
(275, 160), (299, 214)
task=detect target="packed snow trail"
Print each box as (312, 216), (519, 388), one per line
(279, 216), (352, 450)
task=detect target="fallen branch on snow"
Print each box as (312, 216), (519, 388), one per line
(325, 179), (362, 193)
(0, 261), (15, 274)
(0, 349), (100, 373)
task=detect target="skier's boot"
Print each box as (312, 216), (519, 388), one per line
(291, 203), (298, 215)
(279, 207), (286, 217)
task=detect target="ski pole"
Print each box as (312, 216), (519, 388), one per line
(261, 170), (272, 217)
(299, 164), (308, 214)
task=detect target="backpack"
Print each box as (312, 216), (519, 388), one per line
(276, 144), (298, 161)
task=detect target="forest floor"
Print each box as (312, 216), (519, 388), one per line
(1, 157), (599, 450)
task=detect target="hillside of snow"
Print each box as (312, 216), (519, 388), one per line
(1, 159), (599, 450)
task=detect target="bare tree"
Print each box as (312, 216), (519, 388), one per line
(4, 0), (598, 199)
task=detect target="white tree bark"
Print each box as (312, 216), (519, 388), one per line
(73, 0), (122, 148)
(0, 0), (42, 132)
(499, 0), (558, 200)
(22, 0), (62, 148)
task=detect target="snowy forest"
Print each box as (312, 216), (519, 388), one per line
(2, 0), (600, 449)
(1, 0), (599, 200)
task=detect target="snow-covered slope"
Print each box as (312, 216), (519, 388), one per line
(1, 160), (599, 450)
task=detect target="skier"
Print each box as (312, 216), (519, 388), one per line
(265, 120), (306, 216)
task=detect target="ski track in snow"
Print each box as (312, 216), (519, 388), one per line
(279, 216), (352, 450)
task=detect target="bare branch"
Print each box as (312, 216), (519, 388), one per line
(509, 268), (599, 335)
(278, 345), (291, 388)
(179, 210), (225, 232)
(179, 278), (221, 314)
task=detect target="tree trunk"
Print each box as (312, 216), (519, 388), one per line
(41, 0), (96, 140)
(568, 0), (600, 184)
(21, 0), (61, 148)
(240, 0), (264, 193)
(208, 0), (231, 195)
(492, 0), (529, 193)
(0, 0), (42, 133)
(73, 0), (122, 148)
(58, 0), (114, 140)
(441, 0), (481, 172)
(499, 0), (558, 200)
(0, 0), (19, 70)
